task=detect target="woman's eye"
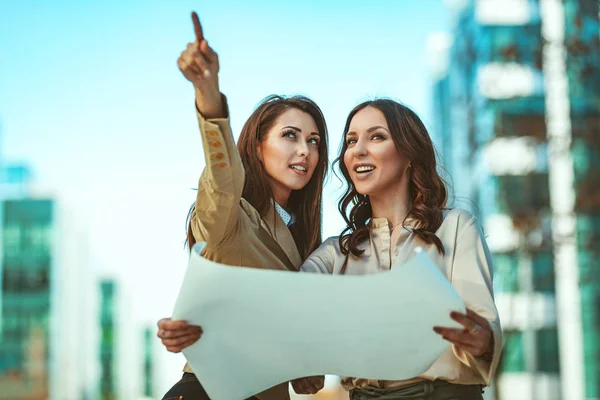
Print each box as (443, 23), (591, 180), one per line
(371, 134), (384, 140)
(346, 138), (357, 145)
(308, 137), (320, 145)
(282, 130), (297, 139)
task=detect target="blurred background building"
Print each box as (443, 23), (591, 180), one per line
(0, 167), (148, 399)
(0, 168), (99, 399)
(142, 326), (156, 400)
(99, 279), (118, 400)
(431, 0), (600, 399)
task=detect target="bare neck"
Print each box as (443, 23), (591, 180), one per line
(271, 185), (291, 209)
(369, 183), (411, 229)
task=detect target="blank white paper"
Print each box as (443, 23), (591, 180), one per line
(172, 243), (465, 400)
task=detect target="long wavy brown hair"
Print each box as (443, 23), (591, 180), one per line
(335, 99), (448, 273)
(186, 95), (328, 259)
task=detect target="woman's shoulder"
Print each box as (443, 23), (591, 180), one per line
(315, 236), (340, 251)
(322, 235), (341, 247)
(301, 236), (341, 274)
(304, 236), (339, 258)
(443, 208), (476, 221)
(441, 208), (479, 232)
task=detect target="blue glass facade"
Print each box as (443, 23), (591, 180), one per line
(435, 0), (599, 398)
(100, 279), (118, 400)
(0, 199), (53, 398)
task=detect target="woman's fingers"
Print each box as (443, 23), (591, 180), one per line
(159, 325), (202, 353)
(436, 332), (485, 355)
(200, 40), (219, 67)
(434, 327), (470, 342)
(165, 337), (200, 353)
(179, 44), (212, 79)
(433, 326), (488, 356)
(433, 310), (492, 357)
(156, 318), (202, 343)
(162, 332), (202, 347)
(449, 311), (482, 333)
(466, 308), (489, 326)
(188, 12), (217, 77)
(178, 11), (222, 117)
(181, 48), (207, 72)
(157, 317), (189, 330)
(162, 325), (203, 339)
(191, 11), (204, 43)
(158, 325), (202, 340)
(190, 52), (210, 74)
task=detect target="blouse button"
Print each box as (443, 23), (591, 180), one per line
(211, 141), (222, 149)
(213, 153), (225, 160)
(217, 162), (227, 169)
(207, 130), (218, 138)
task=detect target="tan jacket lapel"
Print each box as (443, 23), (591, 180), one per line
(260, 205), (302, 269)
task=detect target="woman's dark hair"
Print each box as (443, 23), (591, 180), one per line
(335, 99), (448, 273)
(187, 95), (328, 259)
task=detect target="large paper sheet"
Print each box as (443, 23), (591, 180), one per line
(172, 244), (465, 400)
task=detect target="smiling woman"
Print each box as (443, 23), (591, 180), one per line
(156, 11), (329, 400)
(300, 99), (502, 400)
(337, 100), (448, 264)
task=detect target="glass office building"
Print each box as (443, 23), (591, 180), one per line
(433, 0), (599, 398)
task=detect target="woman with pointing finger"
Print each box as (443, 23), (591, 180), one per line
(158, 11), (328, 400)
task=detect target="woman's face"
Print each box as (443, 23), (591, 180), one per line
(258, 108), (321, 205)
(343, 106), (410, 197)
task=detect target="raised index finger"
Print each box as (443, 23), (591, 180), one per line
(191, 11), (204, 43)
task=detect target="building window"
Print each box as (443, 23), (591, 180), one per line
(497, 174), (550, 214)
(531, 250), (555, 293)
(536, 327), (560, 373)
(3, 225), (21, 256)
(493, 252), (519, 293)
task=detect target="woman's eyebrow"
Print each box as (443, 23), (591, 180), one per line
(367, 125), (390, 133)
(281, 125), (301, 132)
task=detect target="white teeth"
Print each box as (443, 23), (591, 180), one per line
(356, 166), (375, 172)
(291, 165), (307, 172)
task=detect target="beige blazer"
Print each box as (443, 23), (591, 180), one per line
(182, 104), (303, 400)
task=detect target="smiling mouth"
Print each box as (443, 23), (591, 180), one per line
(290, 164), (308, 173)
(355, 165), (375, 173)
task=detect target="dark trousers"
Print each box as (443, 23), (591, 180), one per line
(162, 373), (260, 400)
(349, 380), (484, 400)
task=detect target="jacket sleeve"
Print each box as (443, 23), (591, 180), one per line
(450, 211), (503, 386)
(300, 238), (336, 274)
(191, 97), (245, 248)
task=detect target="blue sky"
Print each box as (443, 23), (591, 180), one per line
(0, 0), (451, 392)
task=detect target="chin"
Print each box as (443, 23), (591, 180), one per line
(288, 182), (309, 191)
(353, 185), (371, 196)
(287, 176), (313, 191)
